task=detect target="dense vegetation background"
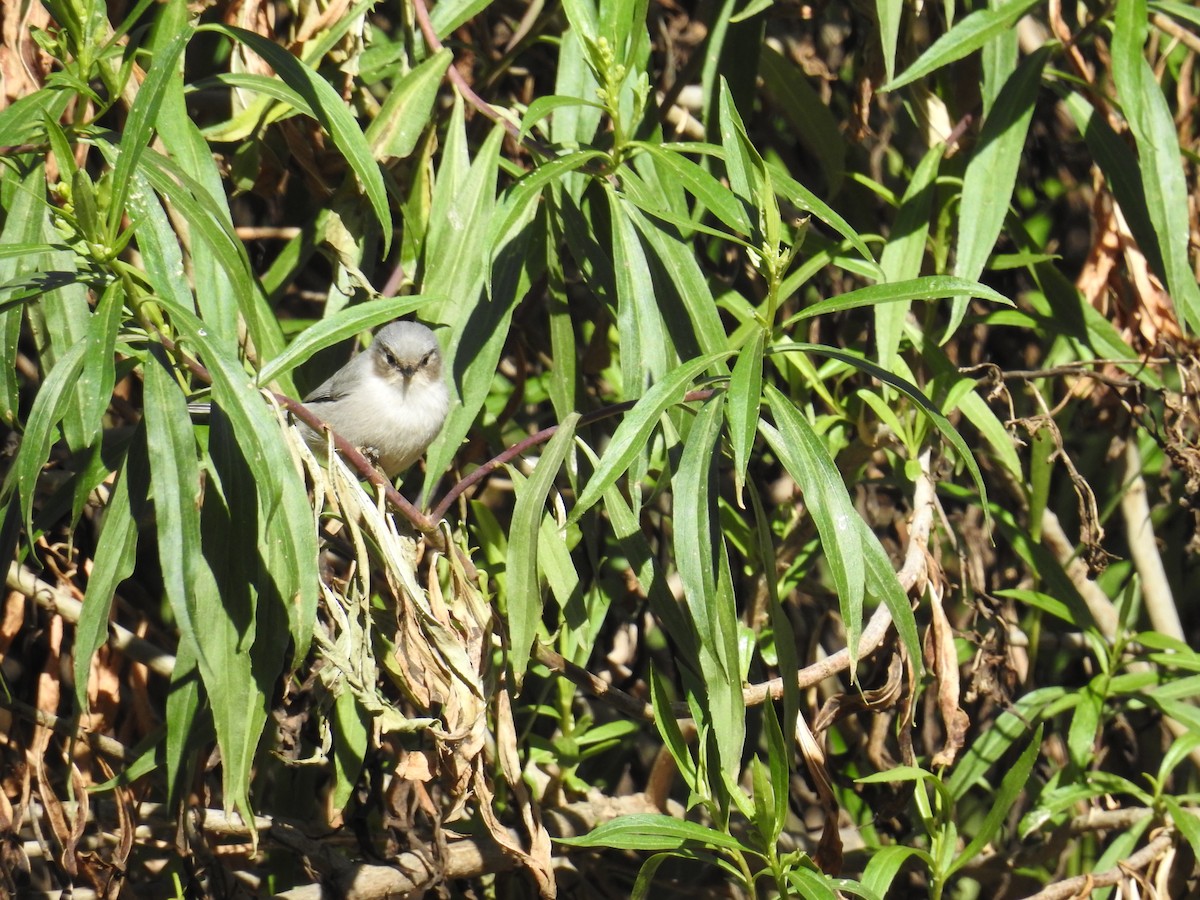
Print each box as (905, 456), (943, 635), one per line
(1, 0), (1198, 896)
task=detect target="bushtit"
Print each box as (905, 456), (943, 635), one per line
(300, 321), (450, 478)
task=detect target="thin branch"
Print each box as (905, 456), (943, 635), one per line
(744, 447), (935, 706)
(1121, 439), (1183, 640)
(1017, 832), (1175, 900)
(533, 644), (655, 722)
(430, 388), (717, 521)
(7, 561), (176, 678)
(0, 693), (132, 762)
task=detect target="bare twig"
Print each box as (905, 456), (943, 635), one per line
(745, 447), (935, 706)
(429, 388), (717, 521)
(7, 561), (176, 678)
(0, 694), (132, 762)
(1017, 832), (1175, 900)
(1121, 440), (1183, 640)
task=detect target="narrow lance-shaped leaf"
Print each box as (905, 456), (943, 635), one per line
(609, 188), (668, 391)
(858, 516), (922, 674)
(1112, 0), (1200, 334)
(365, 49), (452, 160)
(256, 296), (431, 387)
(786, 275), (1012, 330)
(782, 341), (991, 520)
(717, 78), (761, 235)
(727, 328), (764, 506)
(747, 481), (801, 757)
(107, 27), (191, 245)
(159, 298), (318, 660)
(570, 351), (728, 520)
(674, 396), (744, 781)
(875, 0), (903, 83)
(877, 143), (943, 372)
(626, 199), (730, 361)
(165, 639), (205, 809)
(141, 351), (216, 676)
(425, 196), (536, 506)
(949, 46), (1050, 336)
(507, 412), (580, 685)
(202, 25), (393, 255)
(881, 0), (1042, 92)
(8, 340), (88, 535)
(556, 813), (746, 851)
(948, 724), (1045, 877)
(762, 384), (866, 669)
(74, 460), (139, 717)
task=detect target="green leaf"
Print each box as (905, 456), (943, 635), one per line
(0, 166), (51, 424)
(428, 0), (494, 38)
(519, 94), (606, 142)
(608, 188), (669, 390)
(859, 516), (922, 673)
(422, 104), (504, 320)
(490, 150), (607, 252)
(1112, 0), (1200, 333)
(717, 78), (761, 229)
(636, 144), (752, 236)
(74, 461), (138, 717)
(875, 0), (904, 83)
(555, 813), (746, 851)
(570, 352), (728, 520)
(948, 724), (1044, 877)
(630, 853), (676, 900)
(785, 341), (992, 518)
(74, 280), (124, 451)
(862, 845), (931, 896)
(673, 396), (744, 781)
(626, 202), (730, 361)
(1151, 0), (1200, 28)
(1060, 92), (1163, 282)
(767, 161), (880, 274)
(0, 87), (73, 147)
(1165, 798), (1200, 862)
(160, 300), (318, 663)
(761, 698), (789, 846)
(164, 639), (205, 808)
(786, 868), (839, 900)
(107, 27), (191, 245)
(424, 189), (534, 504)
(203, 25), (392, 255)
(190, 72), (314, 120)
(762, 384), (865, 667)
(881, 0), (1043, 92)
(7, 340), (88, 535)
(950, 46), (1049, 333)
(650, 667), (699, 794)
(365, 49), (452, 160)
(946, 686), (1064, 798)
(727, 328), (764, 504)
(256, 297), (431, 387)
(1066, 679), (1104, 770)
(331, 688), (370, 812)
(507, 413), (580, 684)
(786, 275), (1012, 329)
(141, 354), (261, 817)
(602, 480), (697, 651)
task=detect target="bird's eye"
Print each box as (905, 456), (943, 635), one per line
(382, 349), (398, 368)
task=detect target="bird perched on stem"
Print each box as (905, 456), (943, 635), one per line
(300, 321), (449, 479)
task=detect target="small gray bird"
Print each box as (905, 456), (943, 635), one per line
(301, 321), (450, 479)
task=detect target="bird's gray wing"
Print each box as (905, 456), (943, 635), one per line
(303, 354), (366, 404)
